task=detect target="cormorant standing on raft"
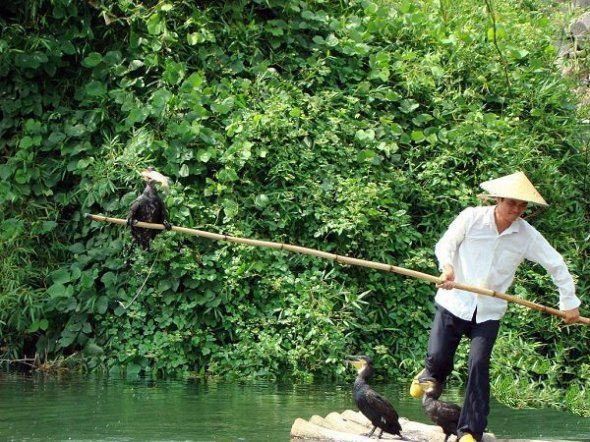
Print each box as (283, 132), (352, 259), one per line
(348, 355), (405, 440)
(418, 377), (460, 442)
(127, 167), (172, 250)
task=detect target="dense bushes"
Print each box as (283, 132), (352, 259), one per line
(0, 0), (588, 414)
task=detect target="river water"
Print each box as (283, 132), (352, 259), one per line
(0, 374), (588, 441)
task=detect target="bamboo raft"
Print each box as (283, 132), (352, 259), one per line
(290, 410), (552, 442)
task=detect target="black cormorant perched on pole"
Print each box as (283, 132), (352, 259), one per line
(127, 167), (172, 250)
(418, 377), (460, 442)
(348, 355), (404, 440)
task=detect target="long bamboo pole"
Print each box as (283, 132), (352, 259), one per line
(85, 213), (589, 325)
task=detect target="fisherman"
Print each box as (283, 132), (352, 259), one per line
(409, 171), (581, 442)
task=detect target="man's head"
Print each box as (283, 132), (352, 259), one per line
(495, 197), (528, 223)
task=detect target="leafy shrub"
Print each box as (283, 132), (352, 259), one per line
(0, 0), (588, 414)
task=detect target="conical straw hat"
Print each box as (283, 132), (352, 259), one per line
(480, 171), (548, 206)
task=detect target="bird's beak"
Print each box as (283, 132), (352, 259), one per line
(141, 168), (170, 189)
(345, 355), (363, 370)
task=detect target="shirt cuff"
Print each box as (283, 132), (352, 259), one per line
(559, 296), (581, 311)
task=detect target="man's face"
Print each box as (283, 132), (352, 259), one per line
(496, 197), (528, 222)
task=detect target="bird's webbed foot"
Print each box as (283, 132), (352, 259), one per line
(163, 220), (172, 231)
(126, 218), (138, 227)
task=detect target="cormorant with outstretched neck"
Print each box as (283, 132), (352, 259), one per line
(348, 355), (404, 440)
(418, 377), (461, 442)
(127, 167), (172, 250)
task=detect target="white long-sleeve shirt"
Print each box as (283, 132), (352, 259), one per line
(434, 206), (580, 323)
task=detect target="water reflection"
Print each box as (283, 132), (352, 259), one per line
(0, 374), (587, 441)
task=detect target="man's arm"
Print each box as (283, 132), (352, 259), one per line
(525, 230), (581, 323)
(434, 208), (472, 290)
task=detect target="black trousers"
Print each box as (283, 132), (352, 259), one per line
(424, 305), (500, 441)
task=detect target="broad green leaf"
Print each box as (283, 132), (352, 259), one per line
(101, 272), (116, 288)
(222, 199), (239, 219)
(85, 342), (104, 355)
(85, 80), (107, 97)
(147, 13), (164, 35)
(127, 59), (144, 72)
(127, 107), (149, 124)
(357, 149), (376, 161)
(47, 131), (66, 146)
(355, 129), (375, 142)
(103, 50), (122, 65)
(68, 243), (85, 254)
(150, 88), (172, 113)
(400, 99), (419, 114)
(27, 319), (48, 333)
(163, 61), (185, 85)
(82, 52), (103, 68)
(40, 220), (57, 233)
(52, 269), (71, 284)
(77, 157), (94, 169)
(179, 164), (190, 177)
(14, 169), (30, 184)
(24, 119), (43, 134)
(211, 97), (235, 115)
(254, 194), (269, 208)
(59, 333), (77, 348)
(65, 124), (86, 137)
(181, 72), (205, 92)
(19, 136), (34, 149)
(48, 283), (67, 298)
(325, 34), (339, 47)
(411, 130), (425, 142)
(95, 296), (109, 314)
(198, 149), (212, 162)
(217, 168), (238, 182)
(187, 33), (202, 45)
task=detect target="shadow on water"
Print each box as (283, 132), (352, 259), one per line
(0, 373), (588, 441)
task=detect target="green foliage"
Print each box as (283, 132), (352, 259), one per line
(491, 330), (590, 417)
(0, 0), (588, 415)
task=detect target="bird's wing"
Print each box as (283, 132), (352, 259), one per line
(129, 195), (146, 219)
(153, 192), (168, 222)
(367, 391), (400, 421)
(437, 401), (461, 423)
